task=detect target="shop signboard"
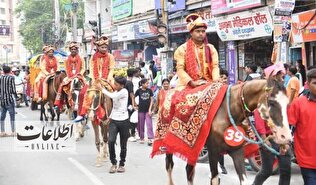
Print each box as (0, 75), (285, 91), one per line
(111, 26), (118, 42)
(155, 0), (185, 13)
(135, 20), (158, 39)
(273, 15), (291, 42)
(215, 7), (273, 41)
(112, 50), (135, 67)
(112, 0), (132, 20)
(291, 9), (316, 43)
(117, 23), (135, 42)
(274, 0), (295, 16)
(211, 0), (263, 15)
(227, 41), (237, 84)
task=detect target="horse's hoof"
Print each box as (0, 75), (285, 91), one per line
(40, 118), (43, 121)
(45, 118), (48, 121)
(80, 133), (84, 138)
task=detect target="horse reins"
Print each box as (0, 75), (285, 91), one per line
(226, 84), (280, 155)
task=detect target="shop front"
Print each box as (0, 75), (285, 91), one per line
(215, 6), (274, 82)
(291, 9), (316, 68)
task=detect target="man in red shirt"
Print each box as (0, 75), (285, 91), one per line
(288, 68), (316, 185)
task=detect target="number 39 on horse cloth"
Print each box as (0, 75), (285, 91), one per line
(224, 126), (246, 147)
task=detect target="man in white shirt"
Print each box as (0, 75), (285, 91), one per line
(12, 67), (28, 106)
(98, 76), (129, 174)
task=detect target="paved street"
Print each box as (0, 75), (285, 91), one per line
(0, 106), (303, 185)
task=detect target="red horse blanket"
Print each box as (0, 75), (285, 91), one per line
(151, 82), (228, 165)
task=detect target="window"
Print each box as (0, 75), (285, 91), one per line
(0, 20), (5, 24)
(0, 8), (5, 14)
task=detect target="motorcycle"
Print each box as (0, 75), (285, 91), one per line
(15, 83), (25, 107)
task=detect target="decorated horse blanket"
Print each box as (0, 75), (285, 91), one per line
(151, 82), (228, 165)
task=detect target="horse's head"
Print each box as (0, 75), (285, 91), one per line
(257, 78), (291, 145)
(71, 77), (84, 111)
(86, 87), (103, 121)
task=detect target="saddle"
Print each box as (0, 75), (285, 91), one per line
(40, 74), (55, 101)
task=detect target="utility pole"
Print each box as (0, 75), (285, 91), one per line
(54, 0), (60, 46)
(72, 0), (78, 42)
(161, 0), (169, 50)
(98, 13), (101, 37)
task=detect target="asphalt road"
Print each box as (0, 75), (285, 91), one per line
(0, 105), (304, 185)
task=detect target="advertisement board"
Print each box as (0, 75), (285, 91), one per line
(291, 9), (316, 43)
(215, 7), (273, 41)
(112, 0), (132, 20)
(211, 0), (263, 15)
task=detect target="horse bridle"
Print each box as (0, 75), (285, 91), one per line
(239, 82), (273, 121)
(227, 83), (280, 155)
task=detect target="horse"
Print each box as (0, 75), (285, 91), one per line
(85, 81), (113, 167)
(40, 72), (66, 122)
(164, 78), (292, 185)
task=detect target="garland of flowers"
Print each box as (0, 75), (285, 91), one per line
(66, 54), (81, 77)
(44, 55), (57, 73)
(185, 38), (213, 81)
(93, 51), (109, 79)
(185, 39), (200, 81)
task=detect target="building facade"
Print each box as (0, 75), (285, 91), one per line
(0, 0), (28, 66)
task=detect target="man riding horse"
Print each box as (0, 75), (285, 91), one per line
(74, 36), (115, 122)
(175, 13), (220, 89)
(33, 45), (60, 103)
(54, 41), (86, 110)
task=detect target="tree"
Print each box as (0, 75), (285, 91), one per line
(15, 0), (85, 54)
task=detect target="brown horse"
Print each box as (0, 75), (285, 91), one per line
(40, 72), (66, 121)
(164, 78), (292, 185)
(85, 82), (113, 167)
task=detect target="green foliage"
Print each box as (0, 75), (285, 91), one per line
(15, 0), (85, 54)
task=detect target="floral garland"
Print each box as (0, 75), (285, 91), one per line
(66, 54), (81, 77)
(93, 51), (109, 79)
(44, 55), (57, 73)
(185, 38), (213, 81)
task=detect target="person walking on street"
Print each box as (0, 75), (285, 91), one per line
(288, 68), (316, 185)
(97, 76), (129, 174)
(287, 66), (300, 103)
(0, 66), (17, 136)
(125, 68), (137, 142)
(12, 67), (29, 107)
(244, 64), (260, 81)
(134, 78), (154, 146)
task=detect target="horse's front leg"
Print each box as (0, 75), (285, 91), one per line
(48, 101), (55, 121)
(228, 148), (249, 185)
(186, 164), (195, 185)
(100, 123), (109, 160)
(165, 154), (174, 185)
(92, 120), (102, 167)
